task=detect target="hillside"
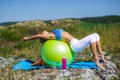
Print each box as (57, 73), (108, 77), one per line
(0, 15), (120, 26)
(0, 15), (120, 56)
(0, 15), (120, 79)
(80, 15), (120, 23)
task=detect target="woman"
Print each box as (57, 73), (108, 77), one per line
(23, 29), (106, 69)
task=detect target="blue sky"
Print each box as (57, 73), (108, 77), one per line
(0, 0), (120, 23)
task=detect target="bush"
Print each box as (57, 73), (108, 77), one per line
(1, 29), (22, 41)
(0, 46), (14, 57)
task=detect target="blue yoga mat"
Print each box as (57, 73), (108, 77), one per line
(13, 60), (101, 70)
(69, 62), (98, 69)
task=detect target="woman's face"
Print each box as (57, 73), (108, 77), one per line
(41, 30), (49, 35)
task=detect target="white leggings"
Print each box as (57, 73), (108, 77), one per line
(70, 33), (100, 52)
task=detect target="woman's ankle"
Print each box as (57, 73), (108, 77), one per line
(99, 54), (106, 63)
(94, 60), (103, 69)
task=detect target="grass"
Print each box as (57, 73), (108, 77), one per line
(0, 19), (120, 79)
(0, 20), (120, 59)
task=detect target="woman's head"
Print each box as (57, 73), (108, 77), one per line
(41, 30), (49, 35)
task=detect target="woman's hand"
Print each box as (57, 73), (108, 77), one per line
(23, 37), (29, 41)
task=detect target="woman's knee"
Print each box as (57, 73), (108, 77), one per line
(93, 33), (100, 41)
(90, 33), (100, 43)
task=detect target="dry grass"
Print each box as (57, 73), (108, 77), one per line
(0, 19), (120, 79)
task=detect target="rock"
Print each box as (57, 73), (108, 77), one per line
(29, 54), (119, 80)
(96, 61), (119, 80)
(0, 56), (14, 68)
(0, 55), (23, 68)
(0, 54), (119, 80)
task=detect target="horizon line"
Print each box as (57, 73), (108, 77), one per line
(0, 15), (120, 24)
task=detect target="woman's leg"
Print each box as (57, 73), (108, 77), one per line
(70, 33), (104, 68)
(90, 43), (103, 68)
(31, 59), (46, 66)
(96, 41), (106, 63)
(93, 33), (106, 63)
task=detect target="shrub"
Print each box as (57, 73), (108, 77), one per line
(1, 29), (22, 41)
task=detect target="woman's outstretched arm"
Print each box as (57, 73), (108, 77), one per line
(23, 34), (42, 41)
(23, 31), (56, 41)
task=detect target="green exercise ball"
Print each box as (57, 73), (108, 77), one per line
(41, 40), (75, 67)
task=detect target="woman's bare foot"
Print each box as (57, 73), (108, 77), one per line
(31, 59), (46, 66)
(99, 54), (106, 63)
(94, 60), (103, 69)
